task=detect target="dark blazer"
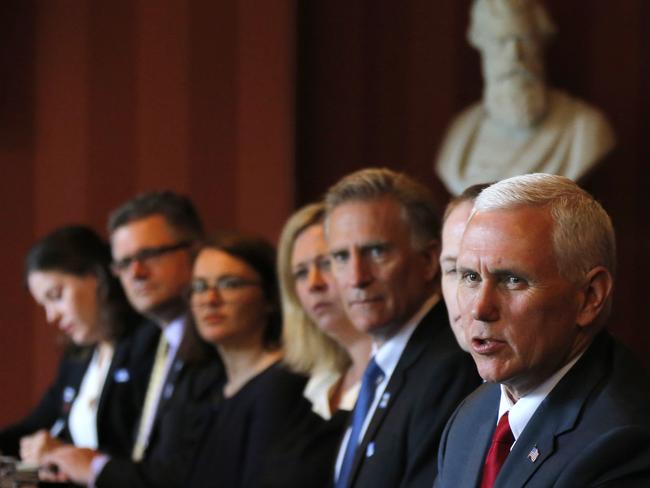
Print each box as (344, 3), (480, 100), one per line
(95, 323), (224, 488)
(187, 362), (307, 488)
(0, 321), (155, 458)
(260, 400), (350, 488)
(435, 332), (650, 488)
(340, 300), (481, 488)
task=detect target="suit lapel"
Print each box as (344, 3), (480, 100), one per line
(157, 356), (185, 418)
(495, 402), (563, 487)
(144, 319), (190, 454)
(58, 351), (93, 437)
(153, 315), (191, 422)
(95, 339), (129, 429)
(346, 303), (444, 486)
(495, 335), (612, 487)
(347, 359), (409, 482)
(462, 415), (497, 487)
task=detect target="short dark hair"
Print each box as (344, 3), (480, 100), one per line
(25, 225), (139, 340)
(108, 191), (204, 242)
(442, 182), (492, 223)
(194, 231), (282, 350)
(26, 225), (110, 278)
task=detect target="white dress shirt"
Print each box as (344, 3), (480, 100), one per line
(304, 368), (361, 420)
(68, 344), (115, 448)
(497, 351), (584, 447)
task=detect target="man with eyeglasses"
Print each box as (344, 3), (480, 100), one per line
(42, 191), (223, 487)
(108, 194), (198, 330)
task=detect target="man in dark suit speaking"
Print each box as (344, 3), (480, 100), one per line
(326, 168), (479, 488)
(435, 174), (650, 487)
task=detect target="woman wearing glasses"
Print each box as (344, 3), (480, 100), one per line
(186, 232), (305, 488)
(261, 203), (371, 487)
(0, 226), (147, 464)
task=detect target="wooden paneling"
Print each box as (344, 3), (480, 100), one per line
(188, 0), (238, 231)
(87, 0), (138, 227)
(0, 0), (36, 423)
(236, 0), (295, 240)
(0, 0), (295, 425)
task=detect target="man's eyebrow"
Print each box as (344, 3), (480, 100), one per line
(491, 268), (531, 280)
(359, 240), (388, 248)
(456, 265), (474, 274)
(455, 265), (531, 280)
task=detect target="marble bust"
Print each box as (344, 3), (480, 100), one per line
(435, 0), (615, 195)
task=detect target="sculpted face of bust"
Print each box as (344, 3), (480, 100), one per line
(469, 0), (556, 129)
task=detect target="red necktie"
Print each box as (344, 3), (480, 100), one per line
(480, 411), (514, 488)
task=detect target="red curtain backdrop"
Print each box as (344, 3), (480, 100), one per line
(0, 0), (294, 425)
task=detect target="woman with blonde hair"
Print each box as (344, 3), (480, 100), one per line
(261, 202), (371, 487)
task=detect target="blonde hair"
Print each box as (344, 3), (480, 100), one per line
(278, 202), (350, 376)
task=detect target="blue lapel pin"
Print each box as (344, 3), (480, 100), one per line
(163, 383), (175, 399)
(114, 368), (130, 382)
(366, 442), (375, 458)
(63, 386), (76, 403)
(379, 392), (390, 409)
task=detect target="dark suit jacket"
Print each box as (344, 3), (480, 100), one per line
(340, 300), (481, 488)
(260, 399), (350, 488)
(187, 363), (307, 488)
(95, 322), (224, 488)
(0, 322), (154, 458)
(435, 332), (650, 488)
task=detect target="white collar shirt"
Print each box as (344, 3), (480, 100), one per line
(162, 315), (185, 358)
(497, 351), (584, 447)
(304, 369), (361, 420)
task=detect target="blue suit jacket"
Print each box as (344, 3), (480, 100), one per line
(435, 333), (650, 488)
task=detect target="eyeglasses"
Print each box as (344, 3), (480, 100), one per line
(190, 276), (261, 295)
(111, 241), (191, 273)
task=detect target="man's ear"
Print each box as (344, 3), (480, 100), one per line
(576, 266), (614, 327)
(419, 239), (441, 282)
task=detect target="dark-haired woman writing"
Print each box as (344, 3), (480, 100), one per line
(0, 226), (149, 464)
